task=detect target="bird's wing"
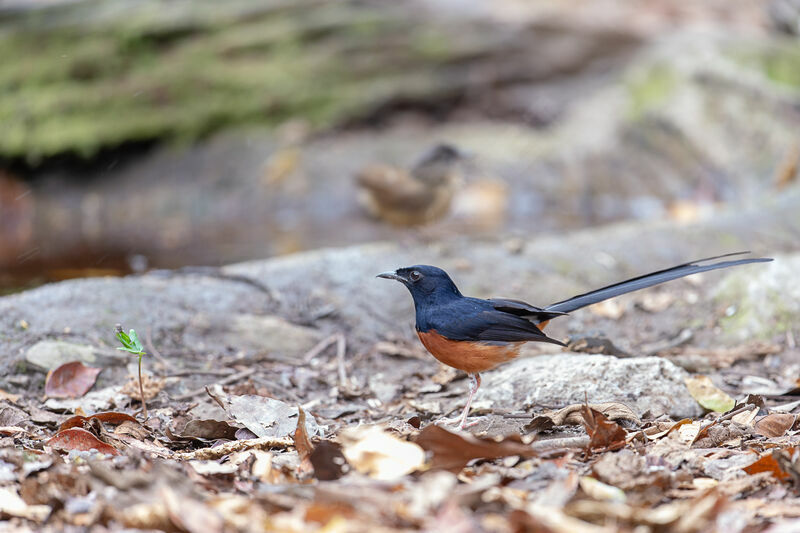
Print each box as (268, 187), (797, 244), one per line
(430, 301), (566, 346)
(356, 165), (433, 209)
(488, 298), (567, 322)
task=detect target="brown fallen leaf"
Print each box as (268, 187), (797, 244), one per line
(528, 402), (640, 432)
(414, 425), (536, 472)
(744, 450), (793, 481)
(162, 486), (224, 533)
(46, 427), (119, 456)
(309, 441), (350, 481)
(580, 406), (627, 453)
(60, 411), (138, 431)
(168, 419), (239, 442)
(304, 501), (357, 524)
(294, 407), (314, 476)
(45, 361), (102, 399)
(0, 389), (20, 403)
(0, 426), (26, 436)
(754, 413), (796, 438)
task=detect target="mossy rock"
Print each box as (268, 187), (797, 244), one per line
(0, 0), (505, 163)
(715, 255), (800, 341)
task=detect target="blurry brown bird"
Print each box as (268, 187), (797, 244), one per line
(356, 144), (465, 226)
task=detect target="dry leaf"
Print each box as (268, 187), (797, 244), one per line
(207, 387), (319, 438)
(730, 406), (759, 426)
(168, 419), (239, 441)
(46, 427), (119, 455)
(754, 414), (796, 438)
(528, 402), (639, 432)
(0, 486), (51, 522)
(309, 441), (349, 481)
(685, 375), (735, 412)
(579, 476), (626, 502)
(580, 406), (627, 453)
(162, 486), (224, 533)
(0, 389), (20, 403)
(744, 451), (791, 481)
(339, 426), (425, 480)
(44, 361), (102, 399)
(60, 411), (138, 431)
(414, 425), (536, 472)
(304, 501), (356, 524)
(294, 407), (314, 476)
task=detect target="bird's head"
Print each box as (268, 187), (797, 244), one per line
(377, 264), (462, 304)
(414, 143), (464, 167)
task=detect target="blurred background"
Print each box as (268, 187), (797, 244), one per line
(1, 0), (799, 292)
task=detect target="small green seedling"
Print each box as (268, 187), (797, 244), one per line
(115, 324), (148, 418)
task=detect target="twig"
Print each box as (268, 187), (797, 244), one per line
(174, 435), (293, 461)
(302, 331), (348, 386)
(336, 332), (347, 386)
(530, 436), (590, 451)
(145, 326), (173, 372)
(138, 356), (148, 419)
(172, 367), (257, 401)
(303, 333), (341, 363)
(167, 369), (234, 378)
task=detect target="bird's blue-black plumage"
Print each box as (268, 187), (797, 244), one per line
(382, 253), (772, 347)
(392, 265), (566, 346)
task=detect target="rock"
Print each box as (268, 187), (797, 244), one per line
(478, 353), (704, 418)
(25, 341), (99, 371)
(1, 190), (796, 378)
(183, 313), (321, 358)
(714, 254), (800, 341)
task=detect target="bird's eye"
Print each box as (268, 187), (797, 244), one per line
(409, 271), (421, 282)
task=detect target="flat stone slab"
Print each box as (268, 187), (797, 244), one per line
(480, 353), (704, 418)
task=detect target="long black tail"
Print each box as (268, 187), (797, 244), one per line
(545, 252), (772, 315)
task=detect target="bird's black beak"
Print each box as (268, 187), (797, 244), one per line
(377, 270), (403, 282)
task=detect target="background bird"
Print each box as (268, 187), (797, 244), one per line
(378, 252), (772, 429)
(356, 144), (465, 226)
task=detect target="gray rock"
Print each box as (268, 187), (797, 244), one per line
(183, 313), (321, 358)
(478, 353), (704, 418)
(714, 254), (800, 341)
(25, 341), (98, 370)
(0, 188), (796, 378)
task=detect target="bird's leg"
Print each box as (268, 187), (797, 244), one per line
(458, 373), (481, 429)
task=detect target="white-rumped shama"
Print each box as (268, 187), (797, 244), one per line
(378, 252), (772, 429)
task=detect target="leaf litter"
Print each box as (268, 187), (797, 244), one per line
(3, 324), (800, 532)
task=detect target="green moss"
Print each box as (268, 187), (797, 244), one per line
(727, 42), (800, 90)
(0, 1), (463, 163)
(625, 63), (678, 119)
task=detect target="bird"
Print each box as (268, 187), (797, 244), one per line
(377, 252), (773, 429)
(356, 144), (465, 226)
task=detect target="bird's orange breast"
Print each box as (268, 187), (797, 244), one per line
(417, 329), (523, 374)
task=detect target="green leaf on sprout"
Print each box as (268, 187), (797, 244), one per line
(115, 327), (146, 355)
